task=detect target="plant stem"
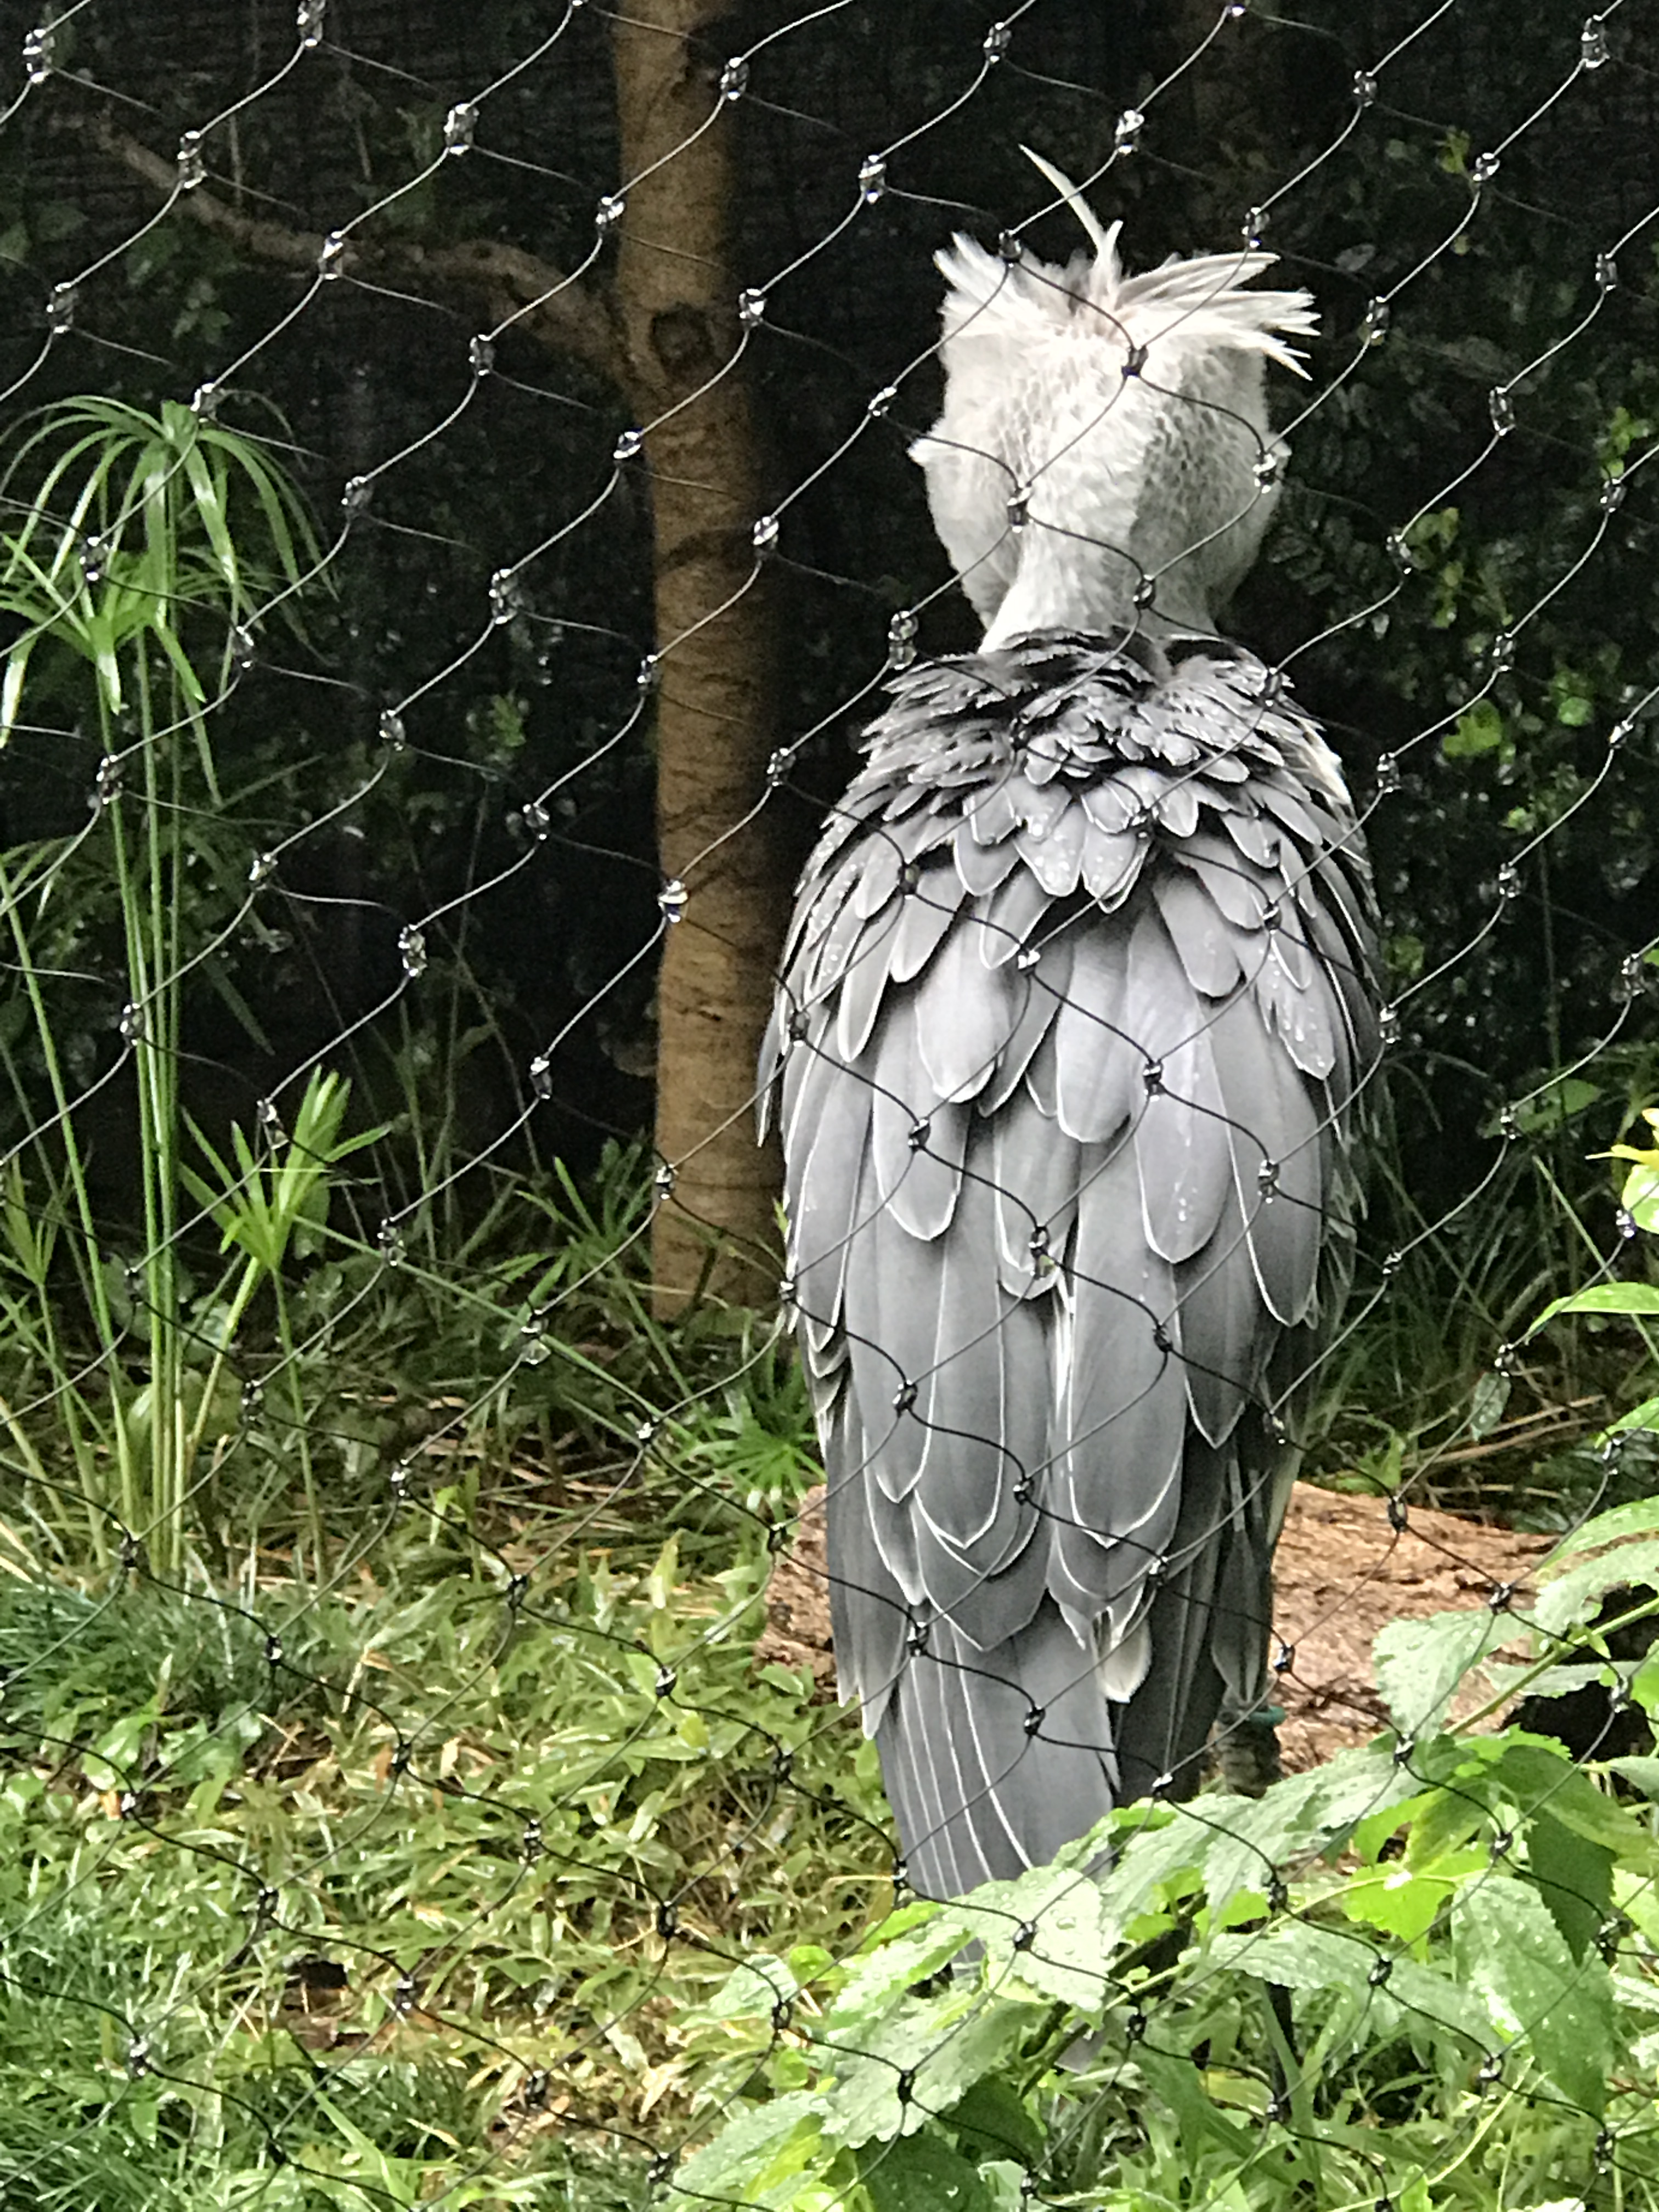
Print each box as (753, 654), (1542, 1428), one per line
(272, 1271), (324, 1571)
(0, 855), (130, 1567)
(181, 1254), (263, 1487)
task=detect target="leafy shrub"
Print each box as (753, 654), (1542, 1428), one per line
(673, 1488), (1659, 2212)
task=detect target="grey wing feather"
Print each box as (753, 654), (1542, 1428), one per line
(878, 1602), (1118, 1899)
(1173, 1173), (1273, 1447)
(990, 1093), (1083, 1297)
(890, 876), (964, 981)
(1052, 932), (1136, 1143)
(770, 636), (1379, 1900)
(1123, 906), (1234, 1266)
(975, 870), (1058, 967)
(980, 932), (1074, 1114)
(1057, 1141), (1187, 1633)
(834, 907), (904, 1062)
(1156, 866), (1244, 997)
(914, 923), (1020, 1102)
(952, 831), (1025, 896)
(787, 1047), (875, 1358)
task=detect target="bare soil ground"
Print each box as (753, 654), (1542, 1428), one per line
(758, 1483), (1554, 1771)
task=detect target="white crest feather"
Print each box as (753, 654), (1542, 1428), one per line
(930, 152), (1317, 380)
(911, 154), (1320, 641)
(1020, 144), (1114, 261)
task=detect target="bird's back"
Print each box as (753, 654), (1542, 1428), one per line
(762, 630), (1378, 1900)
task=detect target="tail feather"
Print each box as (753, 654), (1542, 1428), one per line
(877, 1599), (1116, 1900)
(875, 1436), (1283, 1897)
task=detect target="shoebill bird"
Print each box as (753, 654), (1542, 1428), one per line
(760, 166), (1379, 1905)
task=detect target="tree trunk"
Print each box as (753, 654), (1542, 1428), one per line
(613, 0), (785, 1311)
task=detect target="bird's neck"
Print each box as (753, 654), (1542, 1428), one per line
(980, 523), (1214, 650)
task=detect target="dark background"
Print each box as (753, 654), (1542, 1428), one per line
(2, 0), (1656, 1257)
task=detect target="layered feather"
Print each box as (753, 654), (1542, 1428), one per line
(761, 633), (1379, 1901)
(932, 225), (1317, 381)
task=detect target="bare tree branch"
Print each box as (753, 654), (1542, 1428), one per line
(98, 122), (624, 387)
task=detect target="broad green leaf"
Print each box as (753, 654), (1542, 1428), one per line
(940, 2076), (1043, 2165)
(1374, 1609), (1506, 1734)
(1623, 1164), (1659, 1233)
(1532, 1541), (1659, 1635)
(1470, 1368), (1511, 1437)
(1482, 1659), (1621, 1707)
(1491, 1740), (1651, 1859)
(1548, 668), (1594, 726)
(1495, 1077), (1601, 1138)
(644, 1536), (679, 1609)
(1604, 1393), (1659, 1437)
(1206, 1919), (1494, 2051)
(1354, 1785), (1440, 1865)
(831, 1908), (978, 2033)
(1341, 1854), (1479, 1944)
(821, 1989), (1040, 2151)
(858, 2129), (996, 2212)
(973, 2165), (1028, 2212)
(1555, 1494), (1659, 1555)
(1404, 1787), (1490, 1869)
(1607, 1756), (1659, 1799)
(963, 1861), (1115, 2011)
(1530, 1282), (1659, 1333)
(1452, 1873), (1616, 2113)
(1525, 1809), (1611, 1962)
(1444, 697), (1503, 756)
(669, 2091), (825, 2203)
(702, 1951), (798, 2021)
(1093, 1802), (1209, 1930)
(1195, 1746), (1411, 1909)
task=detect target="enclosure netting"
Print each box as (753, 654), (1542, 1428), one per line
(1, 0), (1658, 2205)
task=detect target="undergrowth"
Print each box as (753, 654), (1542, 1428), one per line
(675, 1516), (1659, 2212)
(2, 1127), (1656, 2206)
(0, 1480), (888, 2205)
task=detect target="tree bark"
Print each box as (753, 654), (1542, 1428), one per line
(612, 2), (785, 1311)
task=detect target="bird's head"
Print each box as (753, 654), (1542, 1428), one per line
(910, 154), (1317, 647)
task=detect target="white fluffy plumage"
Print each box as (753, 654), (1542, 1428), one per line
(911, 155), (1318, 642)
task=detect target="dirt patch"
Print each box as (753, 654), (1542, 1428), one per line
(1268, 1484), (1549, 1768)
(758, 1484), (1553, 1771)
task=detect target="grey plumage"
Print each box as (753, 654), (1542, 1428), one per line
(760, 633), (1379, 1901)
(760, 182), (1379, 1902)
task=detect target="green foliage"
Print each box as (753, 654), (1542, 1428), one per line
(1611, 1111), (1659, 1234)
(0, 398), (321, 1573)
(0, 14), (1656, 2209)
(675, 1490), (1659, 2212)
(0, 396), (314, 743)
(1521, 1121), (1659, 1498)
(0, 1449), (884, 2205)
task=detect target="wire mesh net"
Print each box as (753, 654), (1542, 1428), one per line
(1, 1), (1657, 2205)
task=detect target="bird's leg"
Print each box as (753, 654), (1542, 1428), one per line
(1211, 1700), (1285, 1796)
